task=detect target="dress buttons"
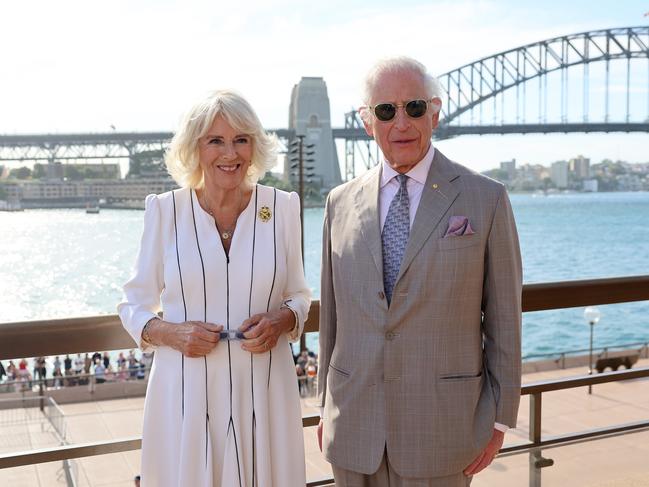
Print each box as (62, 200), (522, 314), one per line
(385, 332), (396, 340)
(378, 291), (385, 300)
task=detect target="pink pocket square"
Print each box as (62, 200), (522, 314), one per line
(444, 216), (475, 238)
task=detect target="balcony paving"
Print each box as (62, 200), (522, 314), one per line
(0, 358), (648, 486)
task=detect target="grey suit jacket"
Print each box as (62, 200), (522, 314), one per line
(317, 149), (522, 477)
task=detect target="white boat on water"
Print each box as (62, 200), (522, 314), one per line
(85, 205), (100, 214)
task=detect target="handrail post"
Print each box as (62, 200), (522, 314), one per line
(528, 392), (554, 486)
(529, 392), (542, 487)
(39, 379), (44, 412)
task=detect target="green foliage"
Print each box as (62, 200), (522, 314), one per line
(259, 172), (295, 192)
(32, 164), (46, 179)
(9, 166), (31, 180)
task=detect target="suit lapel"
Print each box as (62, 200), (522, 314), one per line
(395, 150), (460, 284)
(353, 166), (383, 279)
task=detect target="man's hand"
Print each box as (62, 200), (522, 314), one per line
(463, 428), (504, 476)
(317, 419), (323, 452)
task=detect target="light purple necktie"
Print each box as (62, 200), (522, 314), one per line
(381, 174), (410, 304)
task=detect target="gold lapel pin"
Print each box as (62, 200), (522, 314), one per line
(432, 183), (438, 189)
(258, 206), (272, 222)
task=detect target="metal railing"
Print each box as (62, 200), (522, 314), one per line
(0, 275), (648, 487)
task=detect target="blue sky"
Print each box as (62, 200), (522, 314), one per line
(1, 0), (647, 172)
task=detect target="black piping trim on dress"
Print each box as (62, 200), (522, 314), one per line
(172, 190), (186, 418)
(189, 190), (210, 468)
(249, 185), (259, 487)
(266, 188), (278, 389)
(220, 200), (243, 487)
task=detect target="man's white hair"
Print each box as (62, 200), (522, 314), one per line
(360, 56), (443, 123)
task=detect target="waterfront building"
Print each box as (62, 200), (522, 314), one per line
(551, 160), (569, 189)
(500, 158), (516, 180)
(3, 178), (178, 208)
(569, 155), (590, 179)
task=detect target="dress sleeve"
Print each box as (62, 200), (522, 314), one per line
(282, 191), (312, 343)
(117, 193), (164, 350)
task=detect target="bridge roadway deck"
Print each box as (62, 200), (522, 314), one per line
(0, 359), (648, 486)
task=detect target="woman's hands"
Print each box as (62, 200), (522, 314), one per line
(145, 308), (295, 357)
(146, 319), (223, 358)
(239, 308), (295, 354)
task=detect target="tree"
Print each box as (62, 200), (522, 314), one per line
(259, 172), (294, 192)
(64, 165), (83, 181)
(32, 164), (46, 179)
(9, 166), (31, 180)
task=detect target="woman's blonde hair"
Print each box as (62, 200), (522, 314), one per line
(165, 89), (277, 188)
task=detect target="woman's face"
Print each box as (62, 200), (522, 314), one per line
(198, 115), (253, 192)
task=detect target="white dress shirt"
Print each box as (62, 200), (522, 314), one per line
(379, 143), (435, 231)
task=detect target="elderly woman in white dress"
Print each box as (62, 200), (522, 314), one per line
(118, 90), (311, 486)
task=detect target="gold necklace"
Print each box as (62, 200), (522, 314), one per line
(202, 189), (244, 241)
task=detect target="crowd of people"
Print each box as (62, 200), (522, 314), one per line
(0, 350), (154, 391)
(293, 348), (318, 397)
(0, 349), (318, 395)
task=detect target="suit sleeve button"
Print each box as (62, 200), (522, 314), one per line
(378, 291), (385, 300)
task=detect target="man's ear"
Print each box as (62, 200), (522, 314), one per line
(432, 111), (440, 130)
(360, 109), (374, 137)
(431, 97), (442, 130)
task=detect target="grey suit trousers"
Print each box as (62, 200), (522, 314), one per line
(332, 451), (472, 487)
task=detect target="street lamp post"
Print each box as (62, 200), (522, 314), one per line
(288, 135), (315, 352)
(583, 306), (601, 394)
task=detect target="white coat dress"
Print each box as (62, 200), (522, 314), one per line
(118, 185), (311, 487)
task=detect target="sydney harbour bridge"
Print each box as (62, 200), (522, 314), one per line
(1, 26), (648, 187)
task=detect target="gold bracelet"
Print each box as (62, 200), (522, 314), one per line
(141, 317), (157, 345)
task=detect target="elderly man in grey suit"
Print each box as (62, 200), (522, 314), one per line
(317, 56), (522, 486)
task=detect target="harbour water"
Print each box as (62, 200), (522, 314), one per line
(1, 191), (648, 358)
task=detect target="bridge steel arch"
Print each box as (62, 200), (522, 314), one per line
(438, 26), (649, 128)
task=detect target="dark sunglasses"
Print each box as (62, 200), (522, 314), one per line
(367, 99), (436, 122)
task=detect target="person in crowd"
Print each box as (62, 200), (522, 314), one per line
(53, 356), (63, 388)
(118, 89), (311, 486)
(295, 363), (307, 397)
(7, 361), (17, 381)
(74, 353), (84, 375)
(92, 351), (102, 365)
(317, 56), (522, 486)
(0, 360), (6, 382)
(63, 354), (73, 386)
(94, 360), (106, 384)
(17, 358), (31, 391)
(35, 356), (47, 387)
(83, 353), (92, 374)
(134, 474), (141, 487)
(103, 351), (111, 369)
(140, 351), (154, 380)
(128, 350), (139, 379)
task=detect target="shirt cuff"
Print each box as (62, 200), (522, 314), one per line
(494, 422), (509, 433)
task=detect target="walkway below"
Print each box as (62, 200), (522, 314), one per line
(0, 359), (648, 486)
